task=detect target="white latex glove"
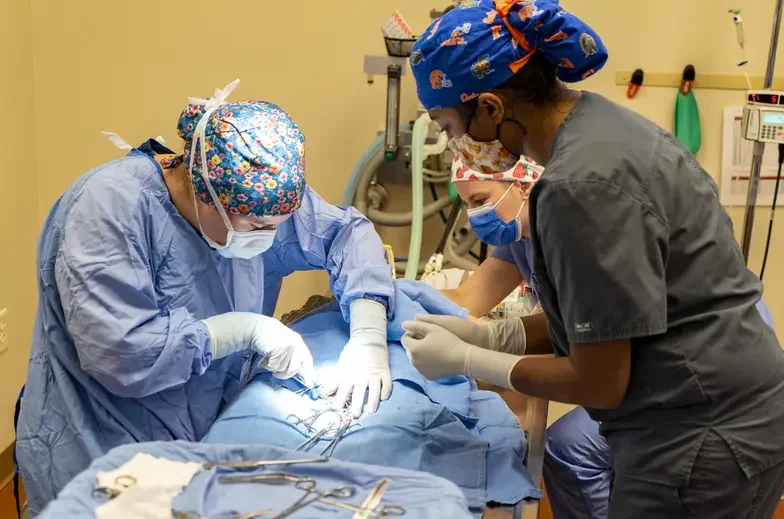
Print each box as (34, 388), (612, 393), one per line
(415, 314), (526, 354)
(202, 312), (315, 385)
(400, 320), (521, 389)
(324, 299), (392, 418)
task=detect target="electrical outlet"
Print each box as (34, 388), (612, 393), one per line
(0, 308), (8, 356)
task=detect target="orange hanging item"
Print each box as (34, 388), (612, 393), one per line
(627, 68), (644, 99)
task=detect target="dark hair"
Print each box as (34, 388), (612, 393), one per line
(493, 53), (561, 107)
(442, 4), (458, 15)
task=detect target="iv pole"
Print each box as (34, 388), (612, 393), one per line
(740, 0), (784, 263)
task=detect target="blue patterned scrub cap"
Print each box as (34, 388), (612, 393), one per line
(410, 0), (608, 110)
(177, 82), (306, 218)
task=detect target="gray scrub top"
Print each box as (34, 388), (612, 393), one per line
(528, 92), (784, 486)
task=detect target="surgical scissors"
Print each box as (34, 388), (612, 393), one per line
(320, 418), (353, 457)
(295, 422), (335, 452)
(218, 473), (405, 517)
(270, 479), (354, 519)
(91, 474), (137, 500)
(288, 406), (341, 428)
(288, 407), (358, 457)
(286, 412), (322, 433)
(289, 479), (404, 518)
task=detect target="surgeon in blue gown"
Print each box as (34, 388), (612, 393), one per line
(16, 82), (395, 515)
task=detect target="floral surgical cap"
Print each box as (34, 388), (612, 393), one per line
(177, 100), (306, 217)
(451, 154), (543, 183)
(410, 0), (609, 110)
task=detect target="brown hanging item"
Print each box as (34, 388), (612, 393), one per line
(680, 65), (696, 95)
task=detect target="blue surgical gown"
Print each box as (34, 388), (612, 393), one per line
(16, 146), (394, 515)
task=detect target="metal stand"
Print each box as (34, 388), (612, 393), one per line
(519, 397), (548, 519)
(740, 0), (784, 262)
(385, 65), (402, 158)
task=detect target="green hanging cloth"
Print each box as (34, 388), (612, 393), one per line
(674, 65), (702, 155)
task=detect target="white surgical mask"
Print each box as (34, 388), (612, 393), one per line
(187, 79), (277, 260)
(199, 223), (277, 259)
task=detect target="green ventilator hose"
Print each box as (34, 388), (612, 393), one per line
(406, 114), (429, 280)
(448, 178), (459, 202)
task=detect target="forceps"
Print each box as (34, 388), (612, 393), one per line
(271, 479), (354, 519)
(292, 374), (330, 400)
(295, 422), (335, 452)
(286, 412), (322, 433)
(354, 478), (405, 519)
(219, 473), (404, 517)
(320, 418), (353, 457)
(172, 510), (273, 519)
(218, 473), (312, 485)
(286, 407), (341, 433)
(294, 385), (330, 400)
(203, 457), (326, 470)
(319, 497), (406, 518)
(294, 479), (404, 518)
(91, 474), (137, 500)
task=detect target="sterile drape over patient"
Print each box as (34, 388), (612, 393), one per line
(16, 82), (394, 515)
(34, 279), (540, 518)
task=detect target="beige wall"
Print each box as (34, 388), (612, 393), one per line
(2, 0), (784, 443)
(578, 0), (784, 331)
(551, 0), (784, 425)
(28, 0), (441, 318)
(0, 0), (38, 449)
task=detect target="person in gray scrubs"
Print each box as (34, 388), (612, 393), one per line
(442, 157), (779, 519)
(400, 2), (784, 518)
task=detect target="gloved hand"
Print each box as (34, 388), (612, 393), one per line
(414, 314), (526, 355)
(324, 299), (392, 418)
(202, 312), (315, 385)
(401, 320), (521, 389)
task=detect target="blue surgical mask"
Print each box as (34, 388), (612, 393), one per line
(467, 183), (525, 246)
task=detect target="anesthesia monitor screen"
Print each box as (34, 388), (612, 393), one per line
(749, 93), (784, 105)
(763, 112), (784, 125)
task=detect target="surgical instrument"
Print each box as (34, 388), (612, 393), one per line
(295, 422), (335, 452)
(292, 374), (330, 400)
(355, 478), (394, 519)
(91, 474), (137, 500)
(320, 418), (353, 457)
(288, 409), (334, 437)
(172, 509), (273, 519)
(319, 498), (406, 518)
(218, 473), (312, 485)
(286, 412), (322, 433)
(219, 473), (405, 517)
(290, 407), (344, 427)
(287, 407), (358, 457)
(294, 385), (330, 400)
(271, 479), (354, 519)
(293, 478), (404, 518)
(202, 457), (326, 470)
